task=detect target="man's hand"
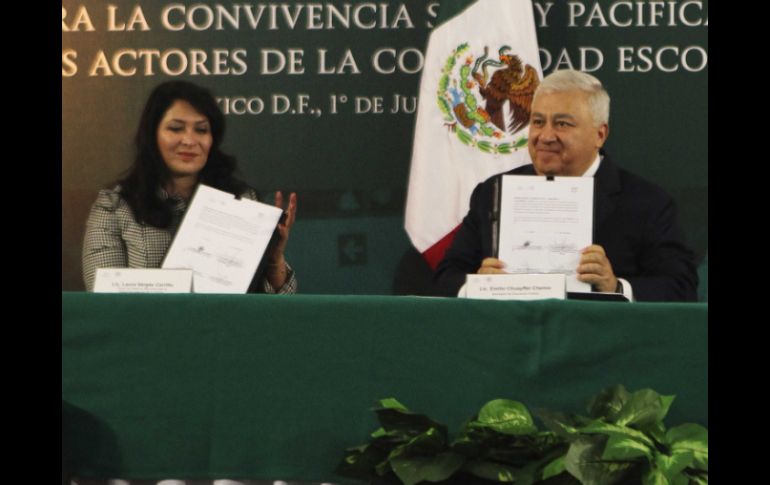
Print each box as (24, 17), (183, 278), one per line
(577, 244), (618, 292)
(477, 257), (507, 274)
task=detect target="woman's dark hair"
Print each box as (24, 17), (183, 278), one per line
(119, 80), (248, 227)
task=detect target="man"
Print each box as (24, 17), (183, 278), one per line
(434, 70), (698, 302)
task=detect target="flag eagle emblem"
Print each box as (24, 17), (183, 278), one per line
(438, 44), (540, 155)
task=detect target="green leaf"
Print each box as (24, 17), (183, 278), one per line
(456, 129), (473, 145)
(382, 429), (446, 468)
(390, 451), (464, 485)
(684, 470), (708, 485)
(513, 137), (529, 148)
(463, 460), (519, 482)
(587, 384), (631, 421)
(475, 399), (538, 435)
(642, 467), (669, 485)
(374, 402), (447, 442)
(601, 433), (653, 462)
(377, 398), (409, 412)
(642, 463), (698, 485)
(579, 420), (656, 449)
(375, 457), (392, 477)
(460, 64), (470, 79)
(665, 423), (708, 471)
(615, 389), (675, 428)
(439, 75), (449, 92)
(670, 475), (689, 485)
(336, 443), (389, 479)
(541, 455), (566, 480)
(516, 456), (550, 485)
(497, 143), (512, 154)
(479, 125), (495, 137)
(437, 97), (452, 120)
(646, 420), (668, 444)
(477, 141), (493, 153)
(537, 410), (587, 442)
(399, 426), (446, 455)
(564, 435), (634, 485)
(448, 433), (478, 457)
(654, 450), (694, 481)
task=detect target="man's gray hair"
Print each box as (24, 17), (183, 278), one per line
(535, 70), (610, 126)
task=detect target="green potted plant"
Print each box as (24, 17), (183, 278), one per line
(337, 385), (707, 485)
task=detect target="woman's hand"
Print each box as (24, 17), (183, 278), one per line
(265, 191), (297, 288)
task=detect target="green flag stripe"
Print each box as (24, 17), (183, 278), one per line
(434, 0), (478, 29)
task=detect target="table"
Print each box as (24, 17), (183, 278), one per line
(62, 293), (707, 482)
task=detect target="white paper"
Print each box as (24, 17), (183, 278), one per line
(162, 184), (283, 293)
(498, 175), (593, 293)
(93, 268), (192, 293)
(465, 273), (566, 300)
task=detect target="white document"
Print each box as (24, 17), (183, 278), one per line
(498, 175), (593, 293)
(465, 273), (566, 300)
(93, 268), (192, 293)
(162, 184), (283, 294)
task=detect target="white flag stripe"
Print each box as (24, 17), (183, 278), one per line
(405, 0), (542, 257)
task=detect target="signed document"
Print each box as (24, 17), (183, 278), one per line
(498, 175), (593, 293)
(162, 184), (283, 293)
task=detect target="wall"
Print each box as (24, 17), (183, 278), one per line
(62, 0), (708, 293)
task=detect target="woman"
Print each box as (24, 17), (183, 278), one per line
(82, 80), (297, 293)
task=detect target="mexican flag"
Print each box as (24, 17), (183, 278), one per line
(405, 0), (542, 269)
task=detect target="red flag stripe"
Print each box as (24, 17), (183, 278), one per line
(422, 224), (462, 271)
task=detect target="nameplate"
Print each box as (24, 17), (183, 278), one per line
(465, 273), (566, 300)
(93, 268), (193, 293)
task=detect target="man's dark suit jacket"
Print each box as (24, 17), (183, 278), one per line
(434, 153), (698, 301)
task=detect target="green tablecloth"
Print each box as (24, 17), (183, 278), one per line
(62, 293), (708, 482)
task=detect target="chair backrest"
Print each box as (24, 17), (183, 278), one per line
(697, 253), (708, 302)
